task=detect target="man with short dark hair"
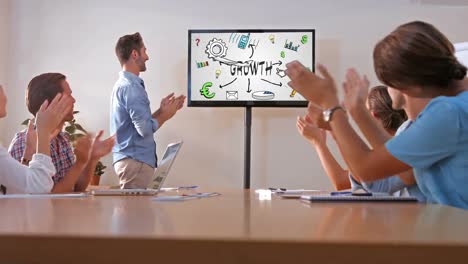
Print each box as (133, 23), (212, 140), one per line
(0, 83), (74, 194)
(111, 32), (185, 189)
(8, 73), (115, 192)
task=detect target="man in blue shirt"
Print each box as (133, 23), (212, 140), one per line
(111, 32), (185, 189)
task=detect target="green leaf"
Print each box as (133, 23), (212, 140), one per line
(21, 119), (31, 126)
(94, 161), (107, 176)
(65, 126), (76, 134)
(74, 124), (87, 133)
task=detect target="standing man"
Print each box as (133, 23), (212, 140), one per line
(111, 32), (185, 189)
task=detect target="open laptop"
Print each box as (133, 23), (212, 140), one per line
(91, 141), (183, 196)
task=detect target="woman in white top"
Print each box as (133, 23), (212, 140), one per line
(0, 84), (73, 194)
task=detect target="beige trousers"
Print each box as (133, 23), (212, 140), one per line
(114, 158), (155, 189)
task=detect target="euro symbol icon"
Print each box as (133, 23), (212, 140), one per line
(200, 82), (216, 99)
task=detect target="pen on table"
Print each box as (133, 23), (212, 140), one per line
(181, 192), (220, 198)
(351, 192), (373, 196)
(330, 191), (352, 196)
(178, 185), (199, 190)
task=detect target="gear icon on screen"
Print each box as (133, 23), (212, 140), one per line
(205, 38), (228, 59)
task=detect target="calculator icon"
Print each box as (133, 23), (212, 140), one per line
(238, 33), (250, 49)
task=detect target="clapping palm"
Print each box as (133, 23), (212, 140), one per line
(297, 114), (327, 146)
(343, 68), (370, 111)
(285, 62), (338, 108)
(90, 130), (115, 160)
(159, 93), (186, 120)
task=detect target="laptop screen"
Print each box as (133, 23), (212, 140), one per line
(161, 144), (180, 161)
(151, 141), (183, 190)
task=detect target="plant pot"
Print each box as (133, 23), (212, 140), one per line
(90, 175), (101, 186)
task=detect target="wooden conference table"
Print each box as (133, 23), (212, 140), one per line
(0, 189), (467, 263)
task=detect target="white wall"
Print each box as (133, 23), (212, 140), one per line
(0, 0), (8, 83)
(0, 0), (10, 140)
(1, 0), (468, 189)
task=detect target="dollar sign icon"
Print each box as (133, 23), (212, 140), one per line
(200, 82), (216, 99)
(301, 35), (308, 44)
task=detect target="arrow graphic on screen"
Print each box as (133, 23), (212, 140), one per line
(272, 61), (282, 66)
(220, 78), (238, 89)
(261, 79), (282, 87)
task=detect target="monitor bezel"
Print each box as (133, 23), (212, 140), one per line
(187, 29), (315, 108)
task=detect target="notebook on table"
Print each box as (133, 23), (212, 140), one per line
(300, 193), (418, 202)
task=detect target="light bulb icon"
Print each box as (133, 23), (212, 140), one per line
(215, 69), (221, 79)
(269, 34), (275, 44)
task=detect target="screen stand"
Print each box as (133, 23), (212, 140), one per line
(244, 106), (252, 189)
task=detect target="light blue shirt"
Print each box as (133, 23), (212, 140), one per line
(110, 71), (159, 168)
(350, 120), (426, 202)
(386, 91), (468, 209)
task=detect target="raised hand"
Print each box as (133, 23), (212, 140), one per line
(155, 93), (185, 125)
(73, 134), (92, 165)
(297, 115), (326, 146)
(35, 93), (73, 137)
(285, 62), (339, 109)
(90, 130), (115, 160)
(160, 93), (175, 108)
(343, 68), (370, 112)
(174, 95), (186, 110)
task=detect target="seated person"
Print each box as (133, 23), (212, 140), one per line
(297, 86), (416, 198)
(8, 73), (114, 193)
(346, 74), (433, 200)
(0, 84), (73, 194)
(288, 21), (468, 209)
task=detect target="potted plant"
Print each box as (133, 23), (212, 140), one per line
(92, 159), (107, 185)
(22, 111), (107, 185)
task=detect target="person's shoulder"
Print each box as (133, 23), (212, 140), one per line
(114, 79), (133, 92)
(415, 92), (468, 133)
(11, 129), (27, 143)
(429, 91), (468, 104)
(451, 91), (468, 109)
(422, 93), (467, 116)
(115, 72), (142, 88)
(57, 132), (71, 142)
(395, 120), (413, 135)
(8, 129), (27, 154)
(56, 132), (74, 152)
(114, 79), (144, 97)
